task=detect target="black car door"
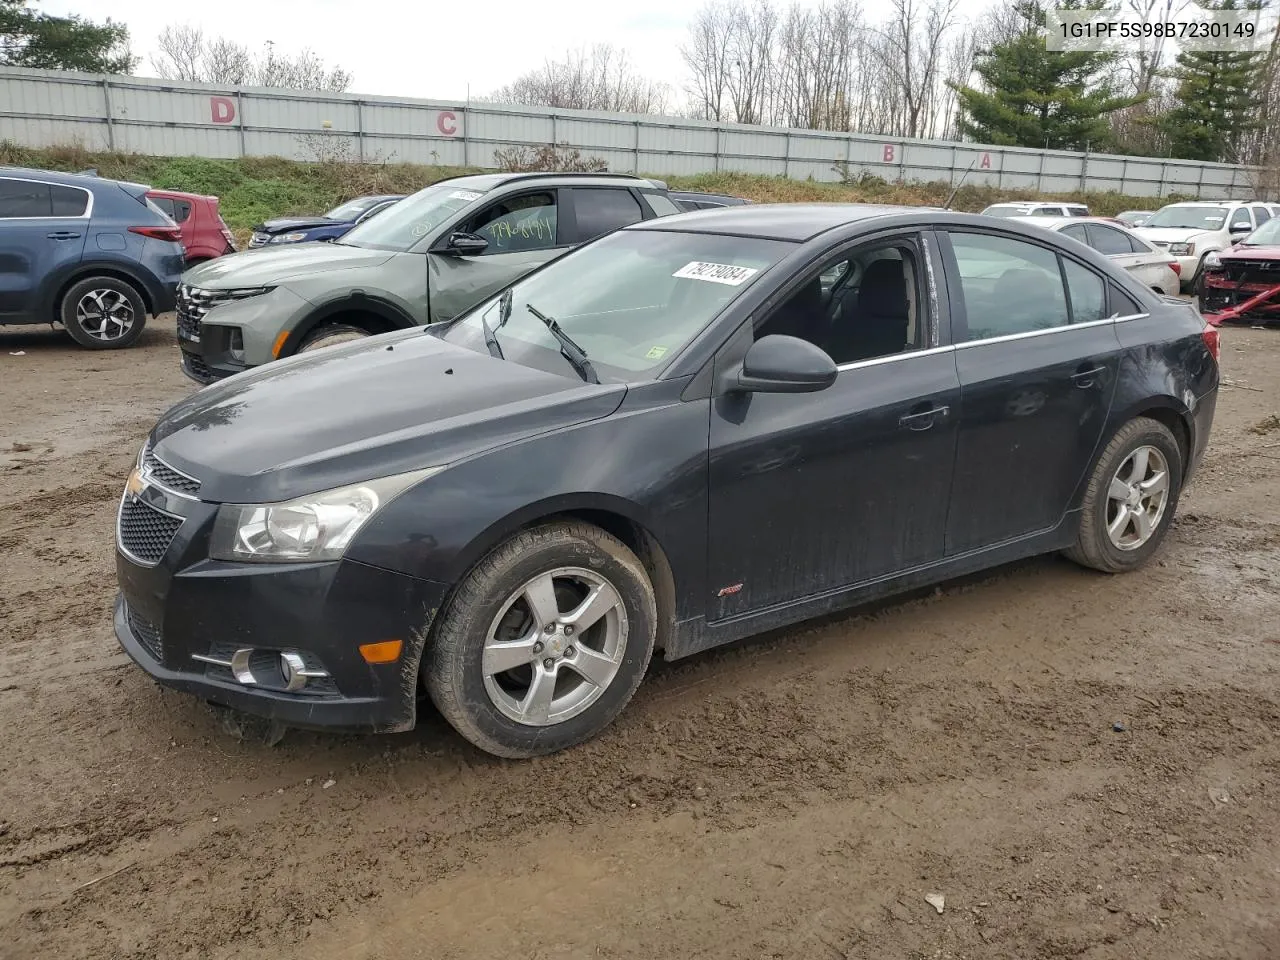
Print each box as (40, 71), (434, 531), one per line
(938, 228), (1123, 555)
(706, 231), (961, 619)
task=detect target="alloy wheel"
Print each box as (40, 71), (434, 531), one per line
(1105, 444), (1170, 551)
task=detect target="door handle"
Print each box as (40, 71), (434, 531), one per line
(47, 231), (81, 240)
(1071, 365), (1106, 388)
(899, 404), (949, 431)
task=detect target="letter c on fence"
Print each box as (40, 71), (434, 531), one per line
(437, 111), (458, 136)
(980, 152), (991, 169)
(210, 96), (236, 124)
(882, 144), (895, 163)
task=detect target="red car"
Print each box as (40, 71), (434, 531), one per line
(1199, 216), (1280, 326)
(146, 189), (236, 266)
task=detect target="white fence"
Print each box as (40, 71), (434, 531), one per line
(0, 66), (1257, 199)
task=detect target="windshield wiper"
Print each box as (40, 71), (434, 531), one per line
(498, 288), (513, 329)
(478, 300), (504, 359)
(525, 303), (598, 384)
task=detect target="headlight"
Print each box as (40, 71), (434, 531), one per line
(209, 467), (442, 563)
(1169, 242), (1195, 256)
(270, 232), (308, 243)
(1203, 251), (1222, 269)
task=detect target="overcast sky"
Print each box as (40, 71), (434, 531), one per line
(41, 0), (995, 104)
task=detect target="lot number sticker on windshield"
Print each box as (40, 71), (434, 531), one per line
(673, 261), (759, 286)
(450, 190), (483, 202)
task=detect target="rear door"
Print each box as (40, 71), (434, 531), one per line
(426, 189), (568, 321)
(939, 228), (1123, 554)
(0, 177), (89, 322)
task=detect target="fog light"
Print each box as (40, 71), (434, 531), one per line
(229, 328), (245, 362)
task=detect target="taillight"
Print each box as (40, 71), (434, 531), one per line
(1202, 325), (1220, 362)
(1169, 261), (1181, 276)
(130, 225), (183, 243)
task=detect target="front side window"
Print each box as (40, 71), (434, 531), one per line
(0, 178), (52, 218)
(757, 240), (924, 365)
(442, 229), (791, 381)
(950, 232), (1069, 340)
(572, 188), (644, 242)
(466, 192), (558, 253)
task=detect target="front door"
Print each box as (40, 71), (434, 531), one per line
(939, 229), (1122, 554)
(0, 177), (88, 321)
(707, 233), (961, 619)
(427, 189), (569, 322)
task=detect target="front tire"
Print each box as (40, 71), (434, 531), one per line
(296, 323), (371, 355)
(60, 276), (147, 349)
(1065, 417), (1183, 573)
(424, 521), (657, 758)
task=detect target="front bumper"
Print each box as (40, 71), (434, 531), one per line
(176, 285), (311, 384)
(114, 481), (449, 732)
(1199, 272), (1280, 325)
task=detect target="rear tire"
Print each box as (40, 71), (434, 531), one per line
(296, 323), (371, 354)
(60, 276), (147, 349)
(424, 521), (657, 758)
(1064, 417), (1183, 574)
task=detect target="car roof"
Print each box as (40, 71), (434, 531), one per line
(628, 202), (945, 242)
(0, 165), (149, 193)
(435, 172), (668, 192)
(1162, 200), (1252, 207)
(148, 188), (214, 201)
(988, 201), (1086, 208)
(1027, 216), (1132, 229)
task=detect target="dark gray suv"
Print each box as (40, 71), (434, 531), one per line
(176, 172), (680, 383)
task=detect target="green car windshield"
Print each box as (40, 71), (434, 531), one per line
(341, 182), (488, 252)
(442, 229), (792, 382)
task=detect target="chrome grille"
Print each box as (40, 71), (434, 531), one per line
(118, 496), (182, 565)
(142, 442), (201, 496)
(126, 605), (164, 661)
(175, 283), (213, 342)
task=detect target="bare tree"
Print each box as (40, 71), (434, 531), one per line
(870, 0), (960, 138)
(682, 2), (734, 120)
(486, 44), (669, 114)
(151, 25), (351, 91)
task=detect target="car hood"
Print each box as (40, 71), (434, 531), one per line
(1219, 244), (1280, 261)
(182, 243), (397, 288)
(1137, 227), (1216, 243)
(254, 216), (344, 233)
(150, 329), (626, 504)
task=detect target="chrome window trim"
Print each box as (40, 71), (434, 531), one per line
(836, 343), (956, 372)
(0, 175), (93, 220)
(954, 312), (1150, 350)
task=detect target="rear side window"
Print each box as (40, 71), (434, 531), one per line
(0, 178), (52, 217)
(1253, 206), (1271, 225)
(572, 188), (644, 242)
(1109, 285), (1143, 316)
(1086, 224), (1135, 256)
(640, 192), (681, 217)
(49, 184), (89, 217)
(1061, 223), (1089, 242)
(150, 196), (175, 218)
(1063, 259), (1106, 323)
(172, 199), (192, 223)
(949, 232), (1069, 340)
(1030, 207), (1060, 217)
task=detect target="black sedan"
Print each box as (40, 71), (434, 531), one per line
(114, 204), (1220, 757)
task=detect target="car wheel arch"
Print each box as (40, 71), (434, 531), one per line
(1108, 397), (1194, 473)
(50, 262), (156, 319)
(283, 297), (417, 356)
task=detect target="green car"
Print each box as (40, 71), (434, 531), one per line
(175, 172), (680, 383)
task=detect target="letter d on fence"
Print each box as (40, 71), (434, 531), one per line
(210, 96), (236, 124)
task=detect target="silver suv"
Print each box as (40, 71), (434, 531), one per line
(175, 172), (680, 383)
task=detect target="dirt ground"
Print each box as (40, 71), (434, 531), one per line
(1, 316), (1278, 960)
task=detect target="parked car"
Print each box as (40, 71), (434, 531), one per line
(248, 194), (404, 248)
(1136, 200), (1274, 290)
(981, 201), (1090, 218)
(147, 189), (236, 265)
(669, 191), (753, 212)
(116, 204), (1219, 757)
(0, 167), (183, 349)
(1115, 210), (1157, 228)
(176, 172), (682, 384)
(1199, 215), (1280, 325)
(1026, 216), (1181, 295)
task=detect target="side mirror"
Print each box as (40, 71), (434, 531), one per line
(735, 335), (837, 394)
(440, 232), (489, 256)
(1229, 222), (1252, 234)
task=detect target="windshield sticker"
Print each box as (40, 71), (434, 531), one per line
(673, 261), (759, 286)
(450, 190), (483, 202)
(645, 345), (669, 360)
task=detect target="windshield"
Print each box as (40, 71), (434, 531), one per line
(341, 182), (487, 251)
(1141, 206), (1228, 230)
(441, 229), (792, 382)
(1241, 218), (1280, 246)
(325, 197), (385, 221)
(982, 205), (1029, 218)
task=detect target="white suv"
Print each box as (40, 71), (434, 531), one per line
(982, 202), (1090, 218)
(1136, 200), (1276, 290)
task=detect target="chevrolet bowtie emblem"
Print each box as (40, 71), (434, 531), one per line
(125, 467), (147, 498)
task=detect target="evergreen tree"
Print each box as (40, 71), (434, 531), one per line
(1159, 0), (1265, 162)
(951, 2), (1143, 151)
(0, 0), (134, 74)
